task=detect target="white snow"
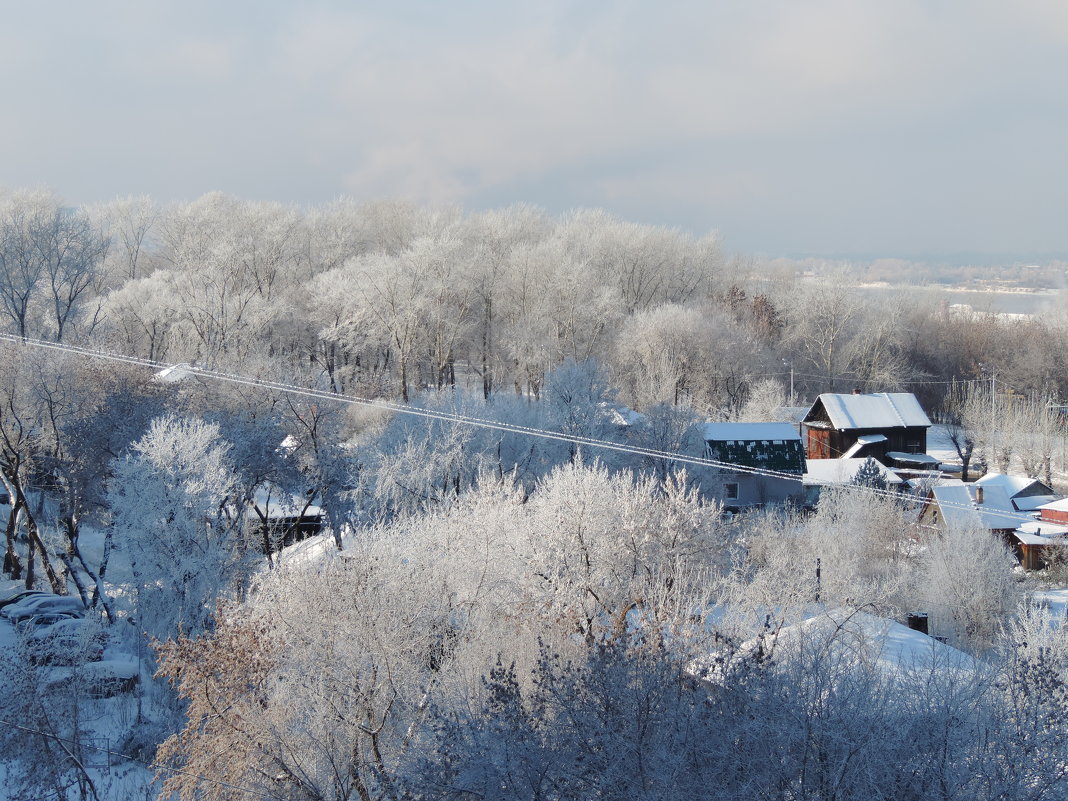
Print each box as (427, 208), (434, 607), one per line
(702, 421), (801, 442)
(811, 392), (931, 430)
(804, 458), (903, 486)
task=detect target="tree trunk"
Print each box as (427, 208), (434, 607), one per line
(11, 482), (64, 593)
(4, 494), (23, 578)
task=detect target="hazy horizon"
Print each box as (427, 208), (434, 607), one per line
(3, 1), (1067, 263)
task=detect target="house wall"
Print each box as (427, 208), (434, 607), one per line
(803, 425), (927, 460)
(807, 428), (832, 459)
(1041, 508), (1068, 525)
(711, 472), (804, 509)
(1018, 543), (1051, 571)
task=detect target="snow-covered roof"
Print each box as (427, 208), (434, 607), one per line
(1017, 519), (1068, 538)
(1014, 494), (1062, 512)
(1015, 530), (1068, 547)
(841, 434), (887, 458)
(808, 392), (932, 430)
(975, 472), (1049, 497)
(774, 406), (810, 425)
(803, 458), (903, 487)
(700, 609), (978, 681)
(928, 483), (1033, 530)
(1039, 498), (1068, 514)
(250, 487), (324, 519)
(702, 422), (801, 442)
(153, 363), (194, 383)
(886, 451), (940, 465)
(607, 406), (645, 427)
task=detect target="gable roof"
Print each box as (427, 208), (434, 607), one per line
(974, 472), (1054, 498)
(926, 483), (1033, 531)
(805, 392), (931, 430)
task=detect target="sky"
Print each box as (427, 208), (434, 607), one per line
(2, 0), (1067, 262)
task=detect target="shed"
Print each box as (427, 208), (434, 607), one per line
(1014, 521), (1068, 570)
(802, 392), (932, 461)
(248, 487), (324, 554)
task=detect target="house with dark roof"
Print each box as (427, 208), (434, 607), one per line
(801, 392), (932, 464)
(700, 422), (806, 509)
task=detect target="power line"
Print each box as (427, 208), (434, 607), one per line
(0, 333), (1043, 527)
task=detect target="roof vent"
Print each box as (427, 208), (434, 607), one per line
(975, 486), (984, 505)
(852, 387), (862, 395)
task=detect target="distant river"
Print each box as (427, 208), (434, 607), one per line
(859, 285), (1060, 316)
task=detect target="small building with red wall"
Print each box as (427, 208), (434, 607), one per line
(801, 392), (932, 462)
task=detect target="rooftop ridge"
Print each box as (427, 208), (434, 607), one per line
(882, 393), (908, 428)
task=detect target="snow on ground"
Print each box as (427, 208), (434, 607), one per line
(927, 424), (964, 469)
(1030, 588), (1068, 626)
(0, 527), (158, 800)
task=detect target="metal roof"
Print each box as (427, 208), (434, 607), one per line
(702, 422), (801, 442)
(808, 392), (932, 430)
(974, 472), (1052, 497)
(929, 483), (1033, 530)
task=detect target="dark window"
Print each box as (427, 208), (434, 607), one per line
(725, 483), (739, 500)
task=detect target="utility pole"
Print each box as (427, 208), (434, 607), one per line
(990, 369), (997, 469)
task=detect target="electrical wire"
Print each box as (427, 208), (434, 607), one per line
(0, 333), (1046, 527)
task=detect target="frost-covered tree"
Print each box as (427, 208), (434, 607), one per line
(919, 521), (1019, 651)
(0, 189), (107, 342)
(108, 414), (244, 641)
(724, 487), (917, 630)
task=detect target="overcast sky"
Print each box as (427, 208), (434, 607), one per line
(2, 1), (1067, 261)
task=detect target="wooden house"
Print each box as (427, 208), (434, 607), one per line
(1013, 523), (1068, 570)
(1011, 497), (1068, 570)
(700, 422), (806, 510)
(802, 391), (932, 462)
(918, 481), (1032, 540)
(974, 473), (1060, 513)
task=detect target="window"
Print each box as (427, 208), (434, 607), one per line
(725, 483), (739, 500)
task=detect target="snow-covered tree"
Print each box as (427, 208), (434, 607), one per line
(919, 521), (1019, 651)
(108, 414), (244, 641)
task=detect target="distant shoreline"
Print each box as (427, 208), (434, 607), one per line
(855, 283), (1059, 315)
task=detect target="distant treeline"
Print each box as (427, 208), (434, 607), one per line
(2, 188), (1067, 415)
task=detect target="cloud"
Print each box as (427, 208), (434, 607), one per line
(1, 0), (1066, 257)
